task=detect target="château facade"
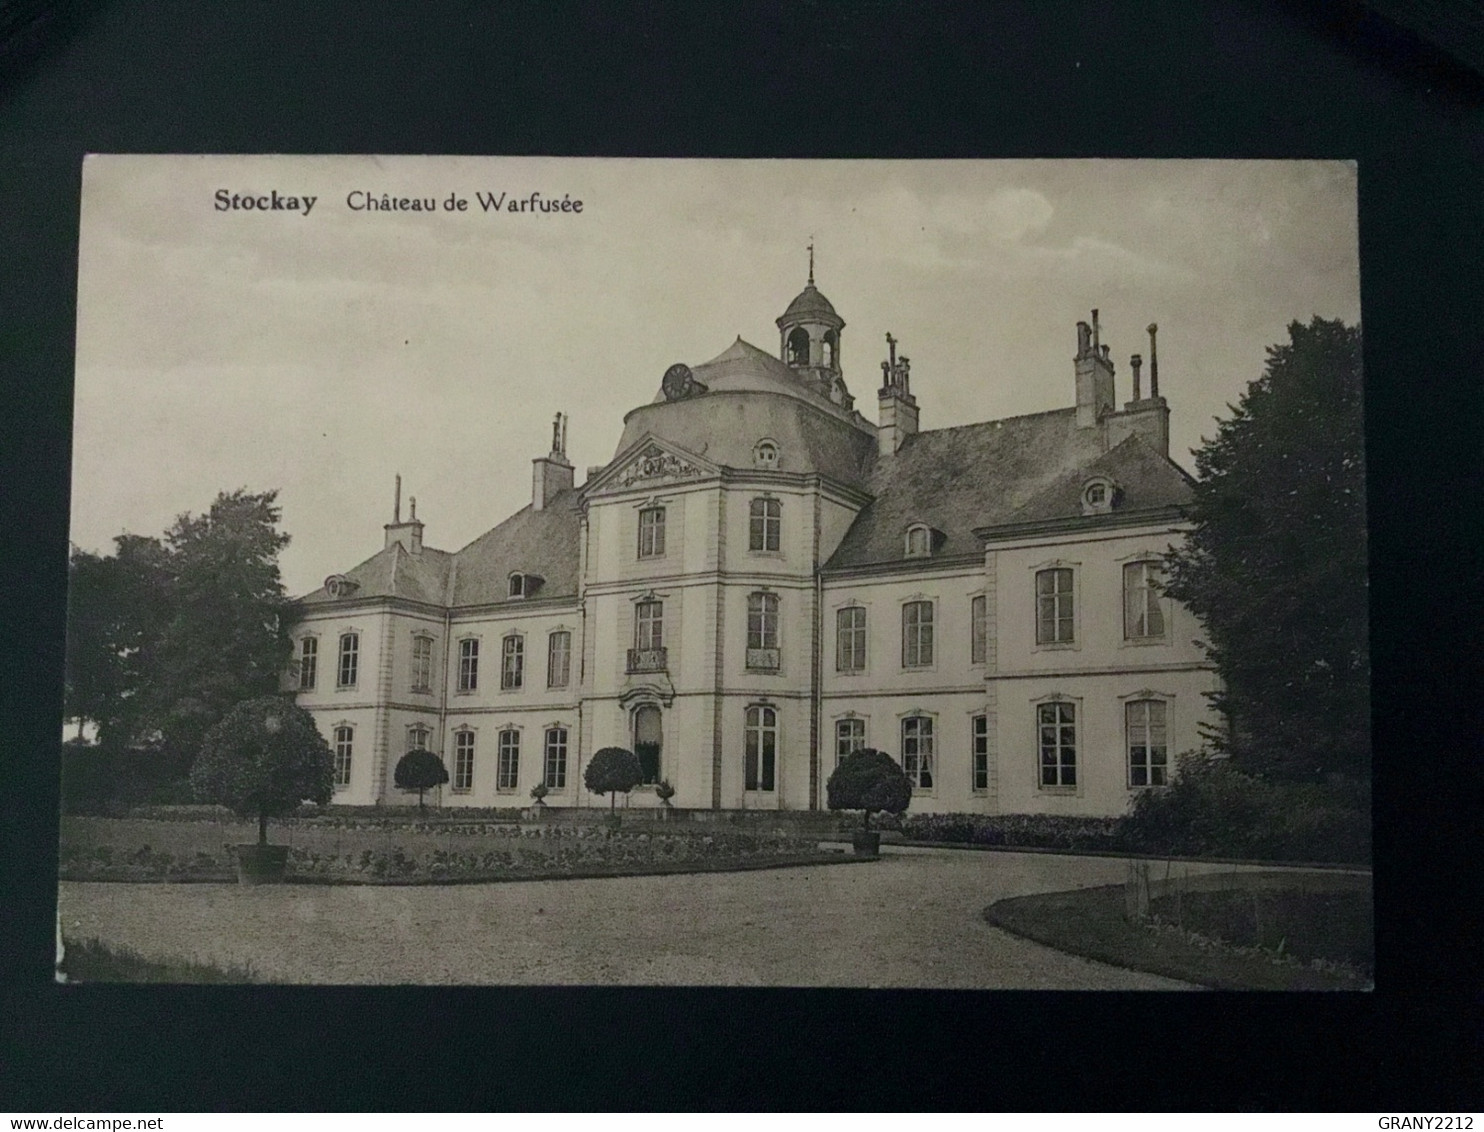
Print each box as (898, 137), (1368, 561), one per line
(288, 273), (1219, 817)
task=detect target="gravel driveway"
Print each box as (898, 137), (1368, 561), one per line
(58, 847), (1216, 988)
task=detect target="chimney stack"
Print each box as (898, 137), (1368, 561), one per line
(1075, 311), (1115, 428)
(1130, 353), (1143, 401)
(384, 473), (425, 553)
(1147, 323), (1160, 399)
(532, 411), (575, 510)
(877, 332), (919, 455)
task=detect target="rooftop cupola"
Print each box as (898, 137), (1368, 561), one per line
(877, 331), (919, 455)
(532, 412), (575, 510)
(776, 241), (851, 406)
(383, 474), (425, 553)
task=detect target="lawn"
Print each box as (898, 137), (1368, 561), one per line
(59, 937), (263, 983)
(985, 876), (1372, 991)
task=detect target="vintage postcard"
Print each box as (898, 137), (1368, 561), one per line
(60, 156), (1368, 987)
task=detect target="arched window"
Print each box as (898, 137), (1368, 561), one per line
(458, 637), (479, 692)
(633, 704), (662, 785)
(1123, 561), (1166, 640)
(547, 630), (571, 688)
(905, 524), (932, 558)
(901, 715), (934, 789)
(1038, 701), (1077, 789)
(787, 327), (810, 366)
(822, 329), (837, 367)
(297, 636), (318, 691)
(544, 727), (568, 790)
(508, 572), (526, 598)
(753, 440), (779, 469)
(1036, 568), (1076, 645)
(332, 725), (354, 788)
(746, 592), (780, 671)
(1126, 700), (1169, 787)
(744, 705), (777, 792)
(337, 632), (359, 688)
(749, 497), (781, 552)
(407, 724), (431, 753)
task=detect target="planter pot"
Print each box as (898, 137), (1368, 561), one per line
(233, 844), (289, 885)
(852, 831), (881, 857)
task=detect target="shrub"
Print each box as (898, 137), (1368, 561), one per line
(393, 749), (449, 813)
(826, 748), (912, 832)
(1118, 752), (1371, 865)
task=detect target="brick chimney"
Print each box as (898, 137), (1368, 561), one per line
(877, 332), (919, 455)
(532, 412), (575, 511)
(383, 474), (425, 553)
(1105, 323), (1170, 457)
(1075, 309), (1116, 429)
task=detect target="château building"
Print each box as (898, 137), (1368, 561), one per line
(288, 270), (1218, 816)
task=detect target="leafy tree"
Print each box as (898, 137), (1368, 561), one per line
(64, 489), (299, 759)
(826, 748), (912, 832)
(190, 695), (333, 845)
(394, 749), (449, 813)
(584, 746), (642, 812)
(1163, 317), (1368, 783)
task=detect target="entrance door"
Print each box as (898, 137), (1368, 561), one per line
(633, 704), (662, 785)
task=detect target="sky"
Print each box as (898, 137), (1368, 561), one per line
(72, 156), (1360, 598)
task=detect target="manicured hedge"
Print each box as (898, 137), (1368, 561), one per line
(902, 813), (1124, 853)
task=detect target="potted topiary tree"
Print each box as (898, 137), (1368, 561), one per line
(529, 780), (549, 819)
(394, 748), (449, 815)
(826, 747), (912, 856)
(189, 695), (334, 884)
(584, 746), (642, 830)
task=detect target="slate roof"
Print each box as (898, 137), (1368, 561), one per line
(302, 543), (455, 606)
(301, 488), (583, 610)
(824, 410), (1191, 571)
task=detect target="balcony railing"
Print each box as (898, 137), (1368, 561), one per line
(627, 647), (668, 674)
(745, 647), (780, 672)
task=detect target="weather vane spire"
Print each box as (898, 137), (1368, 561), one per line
(807, 236), (815, 286)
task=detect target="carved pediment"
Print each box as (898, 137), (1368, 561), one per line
(616, 445), (705, 488)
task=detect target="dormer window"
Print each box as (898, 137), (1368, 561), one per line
(508, 572), (526, 598)
(753, 440), (779, 469)
(1081, 477), (1118, 516)
(905, 524), (932, 558)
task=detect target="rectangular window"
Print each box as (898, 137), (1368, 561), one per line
(835, 718), (865, 766)
(747, 592), (779, 649)
(901, 716), (934, 789)
(1124, 561), (1167, 640)
(298, 637), (317, 691)
(453, 731), (475, 792)
(547, 630), (571, 688)
(971, 595), (987, 665)
(501, 635), (523, 690)
(1127, 700), (1169, 787)
(836, 606), (866, 672)
(1036, 568), (1075, 645)
(333, 726), (353, 787)
(497, 729), (520, 792)
(902, 600), (934, 668)
(337, 632), (359, 688)
(635, 600), (664, 651)
(972, 714), (989, 792)
(1038, 701), (1077, 788)
(638, 507), (666, 558)
(744, 705), (777, 792)
(749, 497), (781, 552)
(410, 635), (433, 692)
(407, 725), (430, 753)
(458, 638), (479, 692)
(544, 727), (568, 789)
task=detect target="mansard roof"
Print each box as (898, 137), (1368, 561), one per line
(447, 488), (582, 606)
(302, 543), (454, 606)
(824, 410), (1192, 570)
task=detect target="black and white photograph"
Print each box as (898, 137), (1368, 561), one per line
(56, 155), (1370, 990)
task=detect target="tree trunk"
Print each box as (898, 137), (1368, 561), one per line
(418, 788), (426, 814)
(609, 791), (616, 812)
(258, 811), (268, 847)
(863, 807), (872, 833)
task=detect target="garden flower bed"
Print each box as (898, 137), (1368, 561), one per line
(57, 816), (847, 884)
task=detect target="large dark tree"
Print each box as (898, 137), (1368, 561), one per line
(826, 748), (912, 831)
(65, 489), (300, 762)
(1163, 317), (1368, 783)
(394, 749), (449, 813)
(583, 746), (642, 812)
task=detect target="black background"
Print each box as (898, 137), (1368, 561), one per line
(1, 0), (1480, 1112)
